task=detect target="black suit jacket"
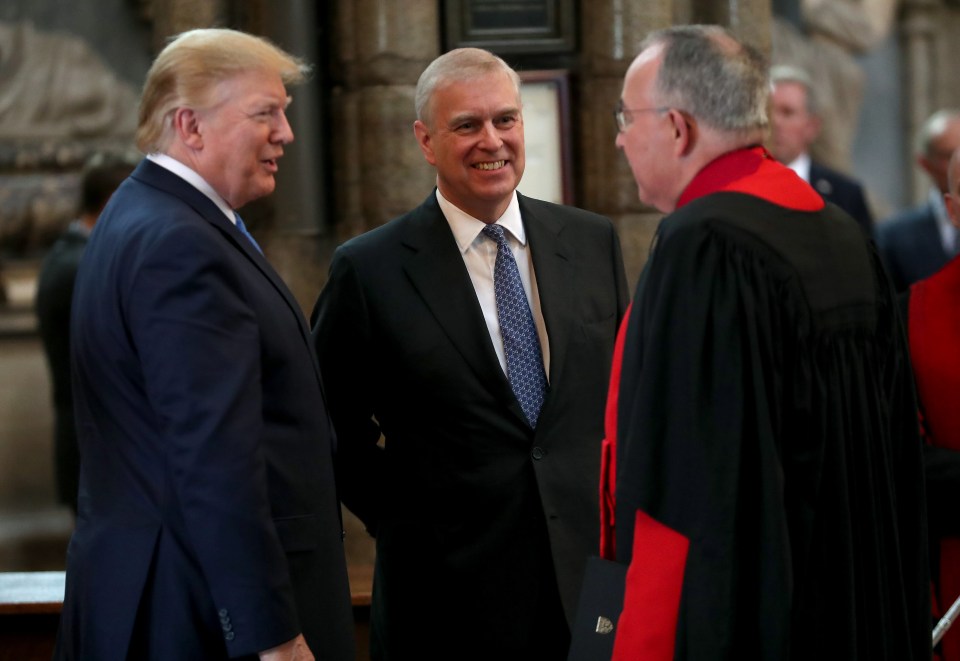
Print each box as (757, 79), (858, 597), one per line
(875, 201), (951, 292)
(55, 160), (354, 660)
(808, 161), (874, 235)
(35, 224), (87, 511)
(312, 191), (628, 657)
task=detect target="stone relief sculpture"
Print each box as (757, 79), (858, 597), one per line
(0, 20), (138, 140)
(772, 0), (898, 171)
(0, 20), (138, 259)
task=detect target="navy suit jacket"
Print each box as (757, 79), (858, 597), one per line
(875, 201), (951, 292)
(312, 191), (628, 657)
(55, 160), (354, 660)
(808, 161), (874, 235)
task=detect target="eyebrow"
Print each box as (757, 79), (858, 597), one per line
(447, 106), (520, 127)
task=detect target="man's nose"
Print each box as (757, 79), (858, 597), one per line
(274, 109), (294, 144)
(478, 122), (503, 150)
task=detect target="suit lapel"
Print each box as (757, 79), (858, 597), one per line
(520, 194), (575, 408)
(401, 193), (524, 421)
(133, 160), (320, 380)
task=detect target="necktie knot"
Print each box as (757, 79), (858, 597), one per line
(482, 223), (509, 249)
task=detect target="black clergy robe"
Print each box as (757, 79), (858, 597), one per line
(608, 148), (930, 660)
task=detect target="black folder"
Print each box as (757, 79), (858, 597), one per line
(567, 556), (628, 660)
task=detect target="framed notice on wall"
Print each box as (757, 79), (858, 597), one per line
(444, 0), (576, 54)
(517, 70), (573, 205)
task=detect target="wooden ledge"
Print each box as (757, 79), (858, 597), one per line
(0, 564), (374, 614)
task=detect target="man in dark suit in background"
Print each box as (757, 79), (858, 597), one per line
(876, 109), (960, 291)
(55, 28), (354, 661)
(769, 65), (875, 234)
(35, 158), (133, 515)
(312, 47), (628, 659)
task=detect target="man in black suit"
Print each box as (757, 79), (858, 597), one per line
(769, 65), (874, 234)
(55, 29), (354, 661)
(876, 109), (960, 291)
(35, 158), (133, 515)
(312, 47), (628, 659)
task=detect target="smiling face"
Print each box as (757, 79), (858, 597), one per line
(192, 68), (294, 209)
(413, 69), (524, 222)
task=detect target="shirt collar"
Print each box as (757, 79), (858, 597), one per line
(786, 152), (812, 183)
(147, 153), (237, 225)
(436, 189), (524, 253)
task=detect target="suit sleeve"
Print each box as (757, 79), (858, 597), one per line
(614, 221), (792, 660)
(127, 222), (299, 657)
(311, 248), (385, 533)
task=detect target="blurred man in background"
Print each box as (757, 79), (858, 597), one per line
(768, 64), (874, 234)
(877, 109), (960, 291)
(35, 157), (133, 515)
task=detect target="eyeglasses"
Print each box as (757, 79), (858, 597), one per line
(614, 99), (670, 133)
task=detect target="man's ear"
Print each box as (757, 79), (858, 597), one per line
(173, 107), (203, 149)
(413, 120), (437, 166)
(669, 109), (696, 156)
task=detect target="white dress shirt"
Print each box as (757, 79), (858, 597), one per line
(437, 189), (551, 381)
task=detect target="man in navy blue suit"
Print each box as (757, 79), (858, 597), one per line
(876, 109), (960, 291)
(769, 65), (874, 235)
(55, 29), (354, 661)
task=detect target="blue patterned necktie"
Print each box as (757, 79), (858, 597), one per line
(234, 212), (263, 255)
(481, 224), (547, 428)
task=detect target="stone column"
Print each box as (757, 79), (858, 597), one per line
(900, 0), (940, 205)
(330, 0), (438, 242)
(690, 0), (772, 55)
(579, 0), (672, 287)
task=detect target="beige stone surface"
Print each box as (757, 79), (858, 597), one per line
(0, 21), (138, 141)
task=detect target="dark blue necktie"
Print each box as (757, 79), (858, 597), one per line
(482, 224), (547, 428)
(234, 213), (262, 254)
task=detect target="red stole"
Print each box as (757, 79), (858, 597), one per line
(909, 255), (960, 661)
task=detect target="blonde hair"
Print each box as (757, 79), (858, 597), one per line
(136, 28), (309, 153)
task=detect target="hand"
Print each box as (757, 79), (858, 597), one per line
(259, 634), (315, 661)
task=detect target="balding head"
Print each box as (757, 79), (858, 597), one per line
(615, 24), (769, 212)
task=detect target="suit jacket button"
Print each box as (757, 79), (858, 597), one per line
(222, 622), (233, 632)
(218, 608), (228, 618)
(532, 446), (545, 460)
(225, 631), (235, 641)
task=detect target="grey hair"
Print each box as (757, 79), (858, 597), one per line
(414, 48), (522, 126)
(640, 24), (769, 134)
(915, 109), (960, 158)
(770, 64), (818, 115)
